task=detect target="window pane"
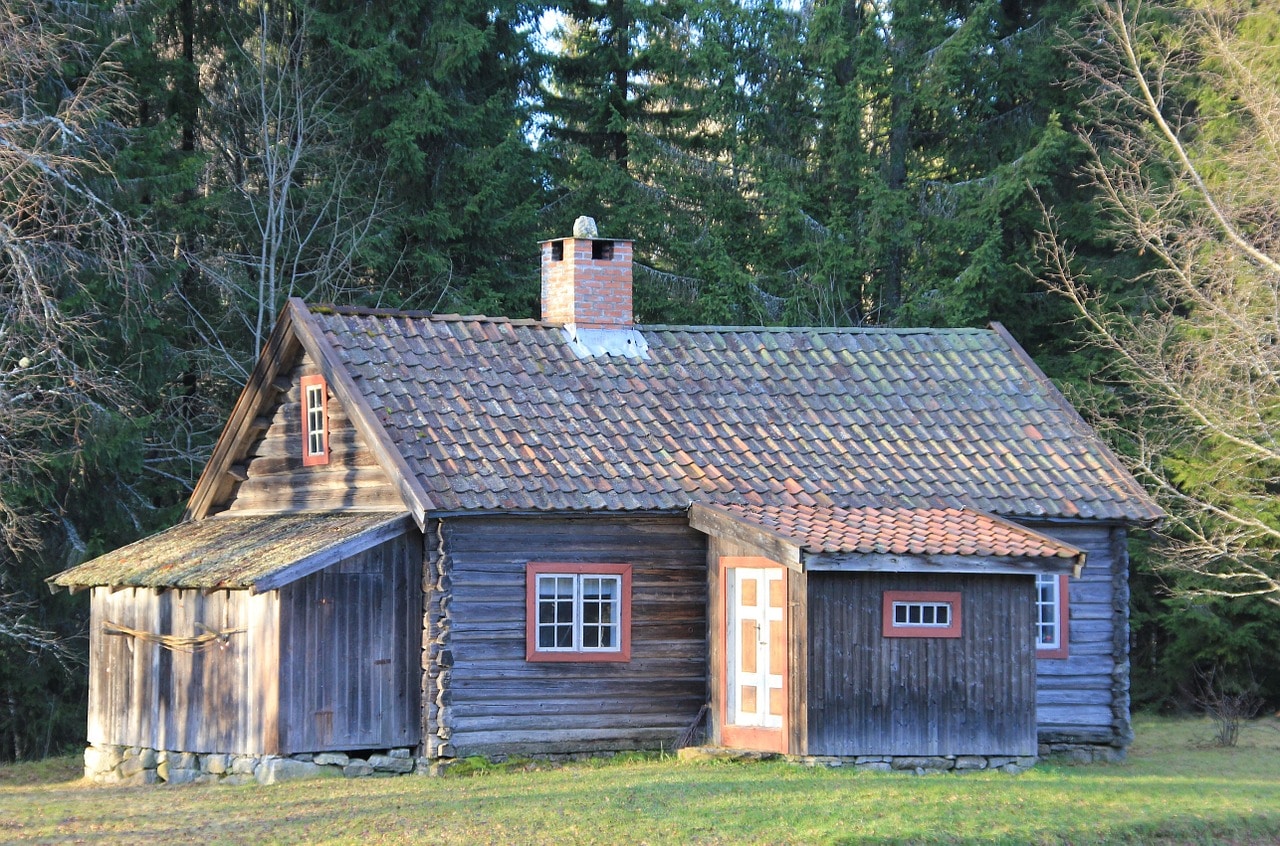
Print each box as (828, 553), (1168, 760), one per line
(581, 576), (619, 650)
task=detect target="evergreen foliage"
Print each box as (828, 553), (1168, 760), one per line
(2, 0), (1273, 758)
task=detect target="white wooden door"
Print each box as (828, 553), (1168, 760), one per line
(726, 565), (786, 736)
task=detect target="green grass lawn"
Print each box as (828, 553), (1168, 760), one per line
(2, 716), (1278, 845)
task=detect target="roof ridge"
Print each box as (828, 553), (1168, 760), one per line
(639, 324), (993, 335)
(315, 305), (996, 337)
(314, 304), (545, 326)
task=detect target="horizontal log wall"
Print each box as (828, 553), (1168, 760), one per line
(225, 352), (401, 514)
(88, 586), (279, 755)
(278, 530), (422, 753)
(1026, 522), (1130, 746)
(428, 514), (707, 758)
(806, 572), (1037, 757)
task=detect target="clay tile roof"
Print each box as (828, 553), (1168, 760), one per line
(51, 513), (410, 590)
(704, 502), (1083, 560)
(312, 308), (1161, 524)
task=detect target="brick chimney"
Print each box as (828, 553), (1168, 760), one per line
(540, 217), (634, 328)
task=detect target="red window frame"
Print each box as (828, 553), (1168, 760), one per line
(300, 374), (329, 466)
(526, 562), (632, 662)
(1036, 573), (1070, 659)
(882, 590), (963, 639)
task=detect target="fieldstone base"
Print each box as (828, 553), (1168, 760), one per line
(677, 746), (1039, 774)
(1038, 742), (1126, 764)
(83, 744), (426, 785)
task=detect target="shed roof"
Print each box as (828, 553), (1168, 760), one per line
(310, 307), (1160, 524)
(51, 512), (410, 592)
(700, 502), (1084, 561)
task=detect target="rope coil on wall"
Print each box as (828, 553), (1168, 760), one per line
(103, 620), (246, 653)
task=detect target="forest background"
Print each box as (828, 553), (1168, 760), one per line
(1, 0), (1277, 761)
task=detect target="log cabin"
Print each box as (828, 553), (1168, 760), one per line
(53, 218), (1161, 782)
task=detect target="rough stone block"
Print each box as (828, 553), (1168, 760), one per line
(857, 762), (892, 773)
(230, 756), (258, 775)
(138, 748), (157, 769)
(165, 767), (200, 786)
(987, 757), (1013, 769)
(890, 757), (953, 772)
(118, 755), (147, 779)
(120, 769), (158, 786)
(343, 761), (375, 778)
(368, 754), (414, 774)
(954, 756), (988, 770)
(314, 753), (350, 767)
(256, 757), (339, 785)
(171, 752), (198, 770)
(389, 748), (411, 759)
(203, 754), (230, 775)
(84, 745), (121, 776)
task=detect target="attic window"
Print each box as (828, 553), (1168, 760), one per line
(526, 562), (631, 662)
(882, 591), (962, 638)
(301, 374), (329, 466)
(591, 240), (613, 261)
(551, 240), (564, 261)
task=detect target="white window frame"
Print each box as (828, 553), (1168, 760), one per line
(526, 563), (631, 662)
(892, 600), (953, 628)
(1036, 573), (1069, 658)
(300, 374), (328, 466)
(881, 590), (962, 638)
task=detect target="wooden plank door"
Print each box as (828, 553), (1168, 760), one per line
(721, 559), (787, 753)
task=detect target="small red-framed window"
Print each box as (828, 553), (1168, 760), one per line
(300, 374), (329, 466)
(1035, 574), (1070, 659)
(526, 562), (631, 662)
(882, 590), (962, 638)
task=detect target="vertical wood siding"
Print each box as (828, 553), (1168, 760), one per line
(429, 515), (707, 758)
(224, 352), (401, 513)
(278, 531), (422, 753)
(1027, 522), (1130, 745)
(87, 586), (279, 754)
(806, 572), (1037, 757)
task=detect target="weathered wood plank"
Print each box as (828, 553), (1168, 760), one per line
(805, 572), (1037, 757)
(432, 514), (707, 758)
(1025, 521), (1126, 745)
(225, 349), (401, 516)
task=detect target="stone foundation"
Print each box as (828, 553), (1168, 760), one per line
(676, 746), (1039, 774)
(84, 744), (428, 786)
(1037, 741), (1126, 764)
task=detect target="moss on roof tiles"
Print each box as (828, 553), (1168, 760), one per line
(52, 513), (408, 590)
(309, 312), (1161, 523)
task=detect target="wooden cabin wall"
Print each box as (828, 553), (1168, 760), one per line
(426, 514), (707, 758)
(806, 572), (1037, 757)
(222, 352), (401, 514)
(277, 530), (422, 754)
(87, 586), (279, 755)
(1025, 522), (1131, 746)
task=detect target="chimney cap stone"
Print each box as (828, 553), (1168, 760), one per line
(572, 216), (599, 238)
